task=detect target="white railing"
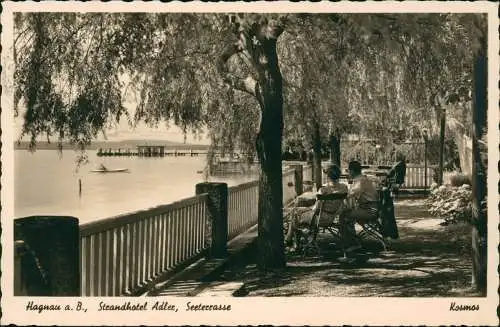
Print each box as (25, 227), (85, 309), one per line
(282, 167), (297, 206)
(227, 180), (259, 240)
(79, 194), (208, 296)
(17, 161), (436, 297)
(228, 164), (308, 240)
(361, 164), (435, 189)
(303, 164), (313, 182)
(403, 165), (436, 189)
(20, 165), (320, 297)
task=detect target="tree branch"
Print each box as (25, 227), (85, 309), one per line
(256, 19), (286, 41)
(14, 33), (35, 65)
(81, 26), (98, 68)
(14, 26), (31, 49)
(217, 41), (257, 96)
(237, 51), (254, 70)
(224, 74), (258, 96)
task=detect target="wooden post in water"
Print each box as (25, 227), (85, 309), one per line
(14, 216), (80, 296)
(195, 183), (228, 258)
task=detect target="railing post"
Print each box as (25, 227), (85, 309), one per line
(438, 108), (446, 185)
(291, 164), (303, 196)
(195, 182), (228, 258)
(14, 216), (80, 296)
(14, 240), (27, 295)
(308, 151), (314, 182)
(424, 140), (428, 192)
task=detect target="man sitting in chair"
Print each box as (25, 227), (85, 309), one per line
(339, 160), (380, 252)
(285, 164), (348, 250)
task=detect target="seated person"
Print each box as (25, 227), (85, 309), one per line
(385, 155), (406, 200)
(285, 164), (348, 248)
(338, 160), (380, 251)
(387, 154), (406, 189)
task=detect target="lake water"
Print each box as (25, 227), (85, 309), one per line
(15, 150), (256, 223)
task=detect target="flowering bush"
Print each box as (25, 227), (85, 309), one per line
(427, 183), (472, 224)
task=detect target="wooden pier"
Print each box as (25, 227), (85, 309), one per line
(97, 146), (207, 157)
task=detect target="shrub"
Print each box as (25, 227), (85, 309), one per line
(448, 172), (472, 187)
(427, 184), (472, 224)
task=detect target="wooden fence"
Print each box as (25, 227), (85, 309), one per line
(317, 163), (435, 190)
(17, 175), (285, 296)
(79, 194), (208, 296)
(14, 162), (324, 296)
(303, 164), (313, 182)
(227, 180), (259, 241)
(282, 167), (297, 205)
(401, 165), (436, 190)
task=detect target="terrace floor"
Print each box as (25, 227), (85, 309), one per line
(201, 199), (482, 297)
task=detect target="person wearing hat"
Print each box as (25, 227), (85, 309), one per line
(285, 164), (348, 249)
(338, 160), (380, 252)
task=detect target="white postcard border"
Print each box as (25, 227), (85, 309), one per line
(1, 1), (498, 326)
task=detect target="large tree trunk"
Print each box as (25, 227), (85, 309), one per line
(256, 133), (285, 271)
(218, 18), (286, 271)
(329, 131), (341, 168)
(254, 39), (286, 271)
(312, 121), (323, 190)
(449, 129), (472, 175)
(471, 37), (487, 295)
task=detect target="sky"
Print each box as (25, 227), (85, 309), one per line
(13, 90), (211, 145)
(102, 120), (210, 144)
(14, 115), (210, 145)
(11, 63), (212, 145)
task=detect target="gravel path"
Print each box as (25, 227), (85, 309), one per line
(210, 199), (481, 297)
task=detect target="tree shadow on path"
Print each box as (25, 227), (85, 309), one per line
(216, 199), (482, 297)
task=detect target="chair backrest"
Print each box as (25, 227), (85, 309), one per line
(316, 192), (348, 201)
(388, 161), (406, 185)
(315, 192), (348, 227)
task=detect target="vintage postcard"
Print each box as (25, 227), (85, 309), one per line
(1, 1), (498, 325)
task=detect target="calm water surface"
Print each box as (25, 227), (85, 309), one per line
(15, 150), (255, 223)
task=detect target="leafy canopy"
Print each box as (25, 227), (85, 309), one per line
(14, 13), (486, 156)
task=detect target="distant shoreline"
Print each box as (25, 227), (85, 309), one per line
(14, 140), (210, 151)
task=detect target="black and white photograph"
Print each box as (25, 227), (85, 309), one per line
(1, 1), (498, 326)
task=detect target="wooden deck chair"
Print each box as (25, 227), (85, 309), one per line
(357, 215), (387, 252)
(356, 189), (390, 252)
(387, 161), (406, 199)
(295, 192), (347, 256)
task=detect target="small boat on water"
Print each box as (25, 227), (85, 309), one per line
(91, 164), (129, 173)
